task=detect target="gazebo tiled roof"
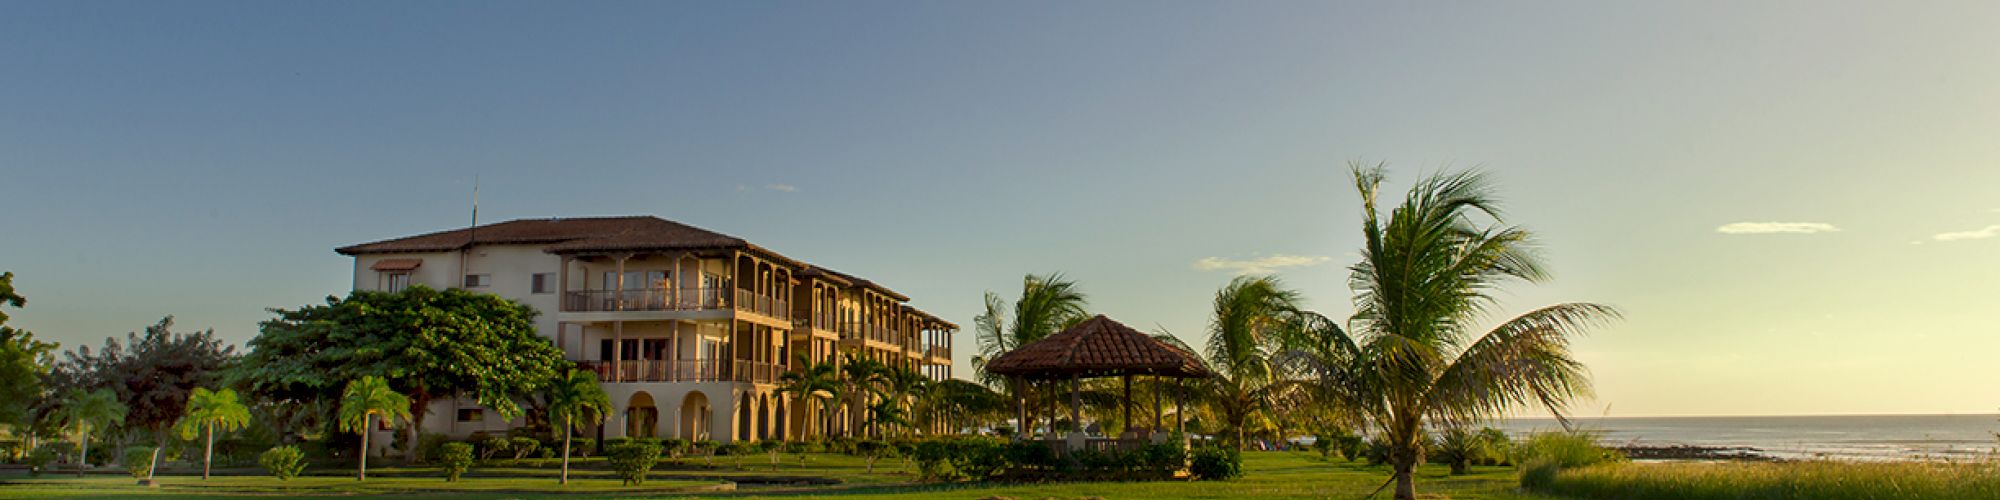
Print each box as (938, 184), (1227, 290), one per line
(984, 315), (1211, 380)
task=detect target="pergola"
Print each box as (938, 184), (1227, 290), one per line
(985, 315), (1211, 450)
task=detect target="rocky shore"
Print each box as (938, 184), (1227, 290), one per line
(1617, 444), (1781, 462)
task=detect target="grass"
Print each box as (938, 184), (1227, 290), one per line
(0, 451), (1542, 499)
(1526, 460), (2000, 500)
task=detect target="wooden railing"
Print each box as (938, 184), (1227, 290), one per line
(562, 287), (727, 312)
(732, 289), (789, 320)
(577, 359), (784, 384)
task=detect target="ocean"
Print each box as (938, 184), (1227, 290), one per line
(1496, 414), (2000, 461)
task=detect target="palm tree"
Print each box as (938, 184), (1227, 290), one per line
(777, 358), (840, 439)
(58, 388), (127, 477)
(174, 387), (251, 480)
(544, 369), (610, 485)
(1293, 164), (1618, 500)
(970, 273), (1088, 438)
(838, 354), (887, 437)
(1198, 276), (1304, 452)
(337, 375), (411, 481)
(877, 366), (930, 437)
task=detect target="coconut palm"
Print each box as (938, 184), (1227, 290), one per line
(174, 387), (251, 480)
(1292, 164), (1618, 499)
(838, 354), (887, 437)
(545, 369), (610, 485)
(1197, 276), (1305, 451)
(777, 358), (840, 439)
(58, 388), (126, 477)
(970, 273), (1089, 387)
(337, 375), (411, 481)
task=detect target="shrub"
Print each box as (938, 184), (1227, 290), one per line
(855, 439), (888, 473)
(122, 447), (155, 478)
(1478, 428), (1514, 466)
(258, 445), (307, 481)
(1189, 446), (1242, 481)
(1141, 441), (1188, 473)
(951, 437), (1009, 480)
(1430, 427), (1493, 475)
(1004, 440), (1059, 471)
(25, 447), (56, 476)
(606, 441), (663, 486)
(1364, 435), (1392, 466)
(723, 441), (757, 469)
(508, 437), (541, 460)
(913, 439), (957, 481)
(1512, 430), (1621, 470)
(438, 442), (474, 482)
(1336, 433), (1366, 462)
(480, 436), (511, 461)
(659, 438), (690, 462)
(567, 438), (596, 458)
(692, 439), (719, 466)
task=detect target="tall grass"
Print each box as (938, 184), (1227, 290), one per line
(1512, 430), (1622, 490)
(1529, 460), (2000, 499)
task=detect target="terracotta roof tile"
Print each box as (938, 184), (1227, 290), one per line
(985, 315), (1211, 379)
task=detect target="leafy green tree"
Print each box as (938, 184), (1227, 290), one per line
(1292, 164), (1618, 499)
(0, 273), (58, 431)
(174, 387), (252, 480)
(337, 375), (411, 481)
(1198, 276), (1305, 452)
(58, 388), (127, 477)
(239, 286), (568, 463)
(544, 369), (610, 484)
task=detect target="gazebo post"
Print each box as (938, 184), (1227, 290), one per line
(1175, 379), (1185, 435)
(1152, 375), (1162, 433)
(1068, 376), (1080, 434)
(1013, 377), (1026, 442)
(1121, 374), (1132, 436)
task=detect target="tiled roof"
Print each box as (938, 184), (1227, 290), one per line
(335, 216), (747, 256)
(984, 315), (1211, 379)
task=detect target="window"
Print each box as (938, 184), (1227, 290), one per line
(643, 338), (669, 361)
(599, 339), (614, 361)
(463, 274), (492, 288)
(457, 408), (484, 423)
(532, 273), (554, 294)
(385, 273), (411, 293)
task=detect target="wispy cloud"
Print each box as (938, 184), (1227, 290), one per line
(1933, 225), (2000, 242)
(1193, 254), (1331, 275)
(1715, 222), (1841, 235)
(765, 184), (799, 193)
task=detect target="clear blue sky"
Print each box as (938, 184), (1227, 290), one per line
(4, 1), (1997, 416)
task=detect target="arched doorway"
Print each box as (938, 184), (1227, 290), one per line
(680, 391), (710, 440)
(738, 391), (754, 441)
(774, 397), (788, 439)
(627, 392), (658, 438)
(756, 395), (770, 440)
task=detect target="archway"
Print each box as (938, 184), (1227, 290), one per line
(680, 391), (710, 441)
(756, 395), (770, 440)
(738, 391), (753, 441)
(774, 397), (788, 439)
(627, 391), (659, 438)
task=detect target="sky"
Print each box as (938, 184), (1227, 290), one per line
(2, 1), (1996, 417)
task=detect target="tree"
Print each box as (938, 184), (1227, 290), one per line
(544, 369), (610, 485)
(838, 354), (887, 437)
(876, 366), (929, 437)
(1294, 164), (1618, 500)
(48, 317), (236, 447)
(58, 388), (127, 477)
(0, 272), (58, 430)
(776, 358), (840, 439)
(970, 273), (1088, 438)
(238, 286), (568, 463)
(338, 375), (411, 481)
(1197, 276), (1304, 452)
(174, 387), (251, 480)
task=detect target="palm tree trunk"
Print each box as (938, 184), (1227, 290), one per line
(77, 422), (88, 478)
(357, 414), (370, 481)
(1393, 458), (1416, 500)
(560, 417), (572, 485)
(203, 422), (215, 480)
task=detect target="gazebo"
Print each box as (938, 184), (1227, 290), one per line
(984, 314), (1211, 454)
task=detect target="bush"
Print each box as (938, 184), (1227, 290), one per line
(1364, 435), (1392, 466)
(566, 438), (596, 458)
(1004, 440), (1059, 471)
(480, 436), (511, 461)
(1512, 430), (1621, 470)
(951, 437), (1008, 480)
(606, 441), (663, 486)
(913, 439), (957, 481)
(258, 446), (307, 480)
(25, 447), (55, 476)
(1478, 428), (1513, 466)
(1141, 441), (1188, 473)
(658, 438), (689, 462)
(1189, 446), (1242, 481)
(508, 437), (541, 460)
(1336, 434), (1366, 462)
(438, 442), (474, 481)
(122, 447), (155, 478)
(1430, 427), (1493, 475)
(855, 439), (888, 473)
(692, 439), (719, 466)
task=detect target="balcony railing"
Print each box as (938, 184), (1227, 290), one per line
(576, 359), (783, 384)
(732, 289), (789, 320)
(791, 311), (839, 332)
(925, 345), (950, 361)
(563, 287), (728, 312)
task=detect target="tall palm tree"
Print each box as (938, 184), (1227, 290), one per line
(174, 387), (251, 480)
(58, 388), (126, 477)
(777, 358), (840, 439)
(876, 366), (930, 437)
(1199, 276), (1304, 451)
(971, 273), (1087, 438)
(337, 375), (411, 481)
(1294, 164), (1618, 500)
(838, 354), (887, 437)
(544, 369), (610, 485)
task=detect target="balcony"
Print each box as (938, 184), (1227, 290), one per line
(925, 345), (950, 362)
(577, 359), (784, 384)
(562, 287), (788, 321)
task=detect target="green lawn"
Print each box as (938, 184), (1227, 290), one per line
(0, 451), (1544, 499)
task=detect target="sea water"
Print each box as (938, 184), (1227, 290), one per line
(1497, 414), (2000, 461)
